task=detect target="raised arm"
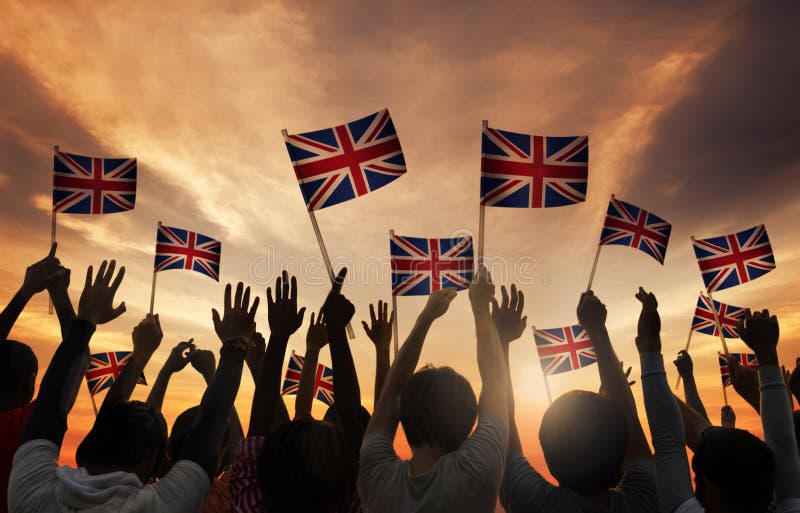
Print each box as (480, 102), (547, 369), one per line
(728, 355), (761, 413)
(578, 290), (651, 461)
(0, 243), (65, 340)
(674, 394), (713, 451)
(362, 300), (393, 404)
(245, 331), (266, 381)
(103, 313), (162, 407)
(145, 339), (194, 411)
(492, 284), (526, 455)
(296, 311), (327, 418)
(739, 309), (800, 503)
(364, 287), (457, 440)
(673, 350), (709, 421)
(636, 287), (695, 513)
(248, 271), (305, 437)
(22, 260), (126, 446)
(180, 282), (258, 479)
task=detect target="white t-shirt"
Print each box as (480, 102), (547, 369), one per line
(357, 416), (507, 513)
(8, 439), (210, 513)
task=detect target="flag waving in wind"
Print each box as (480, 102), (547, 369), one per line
(481, 125), (588, 208)
(284, 109), (406, 211)
(281, 351), (335, 406)
(154, 225), (221, 281)
(53, 150), (137, 214)
(692, 295), (744, 339)
(693, 224), (775, 292)
(719, 353), (759, 387)
(533, 325), (596, 375)
(599, 197), (672, 264)
(390, 234), (474, 296)
(85, 351), (147, 396)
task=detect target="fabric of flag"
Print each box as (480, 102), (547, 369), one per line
(599, 197), (672, 264)
(281, 351), (335, 406)
(480, 125), (588, 208)
(533, 325), (597, 376)
(284, 109), (406, 211)
(693, 224), (775, 292)
(85, 351), (147, 396)
(154, 225), (221, 281)
(390, 234), (474, 296)
(692, 295), (744, 339)
(53, 150), (137, 214)
(719, 353), (759, 387)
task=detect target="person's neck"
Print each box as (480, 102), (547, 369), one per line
(409, 445), (448, 475)
(578, 488), (612, 508)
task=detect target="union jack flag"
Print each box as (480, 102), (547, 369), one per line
(281, 351), (335, 407)
(284, 109), (406, 211)
(481, 125), (588, 208)
(719, 353), (759, 387)
(154, 225), (221, 281)
(693, 224), (775, 292)
(390, 234), (473, 296)
(533, 325), (597, 376)
(52, 150), (137, 214)
(85, 351), (147, 397)
(600, 197), (672, 264)
(692, 295), (743, 339)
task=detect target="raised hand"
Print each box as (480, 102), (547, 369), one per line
(77, 260), (126, 325)
(721, 405), (736, 428)
(634, 287), (661, 354)
(245, 331), (266, 377)
(266, 271), (305, 339)
(190, 349), (217, 382)
(673, 350), (694, 378)
(132, 314), (163, 357)
(321, 268), (354, 331)
(468, 266), (494, 309)
(599, 361), (636, 395)
(362, 300), (393, 349)
(306, 311), (328, 353)
(422, 288), (458, 322)
(22, 243), (65, 295)
(576, 290), (607, 332)
(738, 309), (780, 366)
(163, 339), (195, 374)
(491, 284), (527, 345)
(727, 354), (761, 412)
(213, 282), (259, 345)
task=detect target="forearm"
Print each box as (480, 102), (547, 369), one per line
(329, 327), (362, 438)
(49, 287), (76, 341)
(249, 334), (289, 436)
(146, 369), (174, 411)
(0, 286), (33, 340)
(22, 319), (96, 446)
(760, 364), (800, 501)
(374, 345), (390, 404)
(640, 353), (695, 512)
(181, 345), (246, 479)
(504, 348), (522, 455)
(589, 327), (635, 413)
(674, 395), (712, 451)
(103, 350), (151, 407)
(295, 347), (321, 418)
(681, 374), (709, 422)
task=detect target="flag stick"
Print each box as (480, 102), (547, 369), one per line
(149, 221), (161, 315)
(543, 374), (553, 405)
(390, 229), (399, 358)
(674, 327), (694, 390)
(586, 193), (614, 291)
(282, 129), (355, 339)
(49, 145), (59, 315)
(705, 290), (730, 357)
(722, 382), (729, 406)
(90, 393), (98, 416)
(477, 120), (488, 268)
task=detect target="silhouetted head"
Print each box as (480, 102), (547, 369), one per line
(399, 365), (478, 453)
(539, 390), (627, 493)
(76, 400), (167, 483)
(0, 340), (37, 411)
(692, 427), (774, 513)
(258, 417), (354, 513)
(323, 404), (372, 434)
(164, 405), (231, 476)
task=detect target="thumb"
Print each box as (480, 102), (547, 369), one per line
(110, 302), (126, 320)
(212, 308), (222, 332)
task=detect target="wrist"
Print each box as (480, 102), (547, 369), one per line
(755, 351), (779, 367)
(18, 283), (38, 298)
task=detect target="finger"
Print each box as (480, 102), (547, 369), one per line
(96, 260), (108, 286)
(362, 320), (371, 337)
(318, 311), (325, 325)
(517, 290), (525, 314)
(103, 260), (117, 286)
(500, 285), (509, 309)
(520, 315), (527, 331)
(370, 303), (377, 324)
(281, 270), (289, 300)
(389, 309), (395, 326)
(110, 301), (126, 320)
(234, 282), (244, 310)
(290, 275), (297, 304)
(84, 265), (94, 289)
(48, 242), (57, 258)
(310, 311), (316, 326)
(110, 266), (126, 293)
(332, 267), (347, 293)
(249, 296), (260, 318)
(297, 307), (306, 325)
(267, 287), (274, 306)
(212, 308), (222, 332)
(491, 298), (499, 315)
(382, 300), (388, 321)
(275, 275), (282, 303)
(242, 286), (251, 311)
(510, 284), (518, 310)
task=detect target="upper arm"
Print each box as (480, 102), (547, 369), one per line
(357, 434), (399, 505)
(499, 453), (557, 513)
(152, 460), (210, 512)
(617, 460), (658, 510)
(457, 417), (508, 490)
(7, 440), (59, 513)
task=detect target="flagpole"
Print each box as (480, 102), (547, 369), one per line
(543, 374), (553, 405)
(477, 120), (488, 269)
(390, 229), (399, 358)
(283, 129), (355, 340)
(90, 393), (98, 416)
(722, 381), (729, 407)
(149, 221), (161, 315)
(586, 193), (614, 291)
(674, 327), (694, 390)
(49, 145), (59, 315)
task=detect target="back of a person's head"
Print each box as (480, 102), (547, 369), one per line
(323, 403), (372, 434)
(692, 427), (774, 513)
(0, 340), (37, 409)
(539, 390), (628, 493)
(257, 418), (354, 513)
(399, 365), (478, 452)
(165, 405), (231, 473)
(76, 400), (167, 474)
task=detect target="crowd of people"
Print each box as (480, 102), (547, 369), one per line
(2, 244), (800, 513)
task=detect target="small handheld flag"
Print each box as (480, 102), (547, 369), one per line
(53, 150), (137, 215)
(281, 351), (335, 406)
(85, 351), (147, 397)
(154, 224), (221, 281)
(390, 234), (474, 296)
(719, 353), (759, 387)
(693, 224), (775, 292)
(693, 295), (744, 339)
(599, 197), (671, 264)
(533, 325), (596, 376)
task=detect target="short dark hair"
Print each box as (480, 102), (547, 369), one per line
(257, 418), (355, 513)
(76, 400), (167, 470)
(323, 404), (372, 435)
(0, 340), (37, 403)
(399, 365), (477, 452)
(692, 427), (774, 513)
(539, 390), (628, 493)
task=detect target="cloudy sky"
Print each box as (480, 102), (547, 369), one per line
(1, 0), (799, 487)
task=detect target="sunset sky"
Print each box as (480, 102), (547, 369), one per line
(1, 0), (799, 494)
